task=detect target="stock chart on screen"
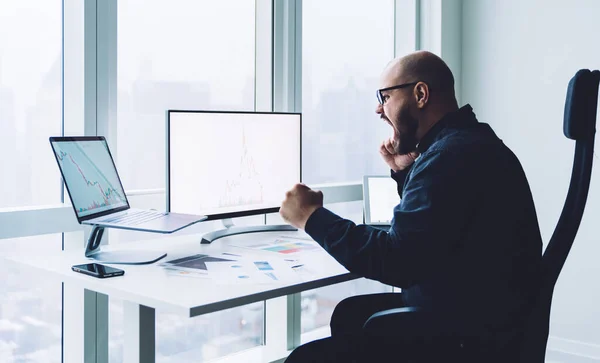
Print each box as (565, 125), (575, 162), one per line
(169, 111), (300, 217)
(53, 140), (127, 218)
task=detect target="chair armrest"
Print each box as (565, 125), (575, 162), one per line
(363, 306), (430, 338)
(363, 306), (459, 342)
(364, 307), (479, 343)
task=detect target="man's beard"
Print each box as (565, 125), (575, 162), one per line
(394, 113), (418, 154)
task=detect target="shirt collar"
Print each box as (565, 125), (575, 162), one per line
(416, 104), (477, 154)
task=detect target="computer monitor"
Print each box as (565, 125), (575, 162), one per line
(167, 110), (301, 243)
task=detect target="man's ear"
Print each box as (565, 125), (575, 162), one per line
(414, 82), (429, 109)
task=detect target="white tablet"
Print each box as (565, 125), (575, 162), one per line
(362, 175), (401, 226)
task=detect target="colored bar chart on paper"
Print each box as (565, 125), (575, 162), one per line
(231, 237), (321, 255)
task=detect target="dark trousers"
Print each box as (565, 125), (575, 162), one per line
(285, 293), (406, 363)
(285, 293), (522, 363)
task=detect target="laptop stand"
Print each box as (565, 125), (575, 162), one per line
(84, 225), (167, 265)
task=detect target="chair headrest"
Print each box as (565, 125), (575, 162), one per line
(563, 69), (599, 140)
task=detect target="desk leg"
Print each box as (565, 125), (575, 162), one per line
(287, 293), (301, 349)
(84, 289), (109, 363)
(124, 301), (156, 363)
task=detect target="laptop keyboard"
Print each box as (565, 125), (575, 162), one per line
(99, 210), (167, 226)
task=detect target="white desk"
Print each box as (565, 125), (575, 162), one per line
(5, 231), (356, 363)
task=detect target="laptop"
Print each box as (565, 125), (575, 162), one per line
(362, 175), (401, 228)
(50, 136), (207, 233)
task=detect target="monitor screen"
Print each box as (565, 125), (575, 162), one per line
(168, 111), (301, 219)
(50, 137), (129, 220)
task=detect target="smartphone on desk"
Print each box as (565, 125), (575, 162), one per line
(72, 263), (125, 278)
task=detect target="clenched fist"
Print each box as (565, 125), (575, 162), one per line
(280, 183), (323, 229)
(379, 137), (419, 172)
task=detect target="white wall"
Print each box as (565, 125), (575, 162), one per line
(461, 0), (600, 360)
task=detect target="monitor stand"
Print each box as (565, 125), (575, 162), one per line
(201, 218), (298, 244)
(84, 225), (167, 265)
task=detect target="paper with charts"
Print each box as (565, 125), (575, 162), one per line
(159, 253), (235, 278)
(205, 259), (299, 285)
(231, 236), (321, 255)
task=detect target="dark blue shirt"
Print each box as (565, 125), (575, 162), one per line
(305, 104), (542, 334)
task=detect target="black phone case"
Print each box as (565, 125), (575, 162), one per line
(72, 266), (125, 278)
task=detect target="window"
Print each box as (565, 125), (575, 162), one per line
(108, 299), (264, 363)
(114, 2), (262, 360)
(0, 235), (63, 363)
(300, 0), (397, 337)
(0, 1), (62, 208)
(156, 303), (264, 362)
(0, 2), (63, 362)
(302, 0), (395, 184)
(0, 0), (418, 360)
(117, 0), (256, 192)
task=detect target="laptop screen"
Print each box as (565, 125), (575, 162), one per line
(363, 175), (400, 225)
(50, 137), (128, 220)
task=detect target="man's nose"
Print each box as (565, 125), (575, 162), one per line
(375, 103), (383, 114)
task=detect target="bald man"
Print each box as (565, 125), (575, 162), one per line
(281, 51), (542, 362)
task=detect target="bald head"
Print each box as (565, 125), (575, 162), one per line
(376, 51), (459, 154)
(383, 51), (456, 99)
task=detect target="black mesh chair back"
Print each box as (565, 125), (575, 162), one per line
(519, 69), (599, 362)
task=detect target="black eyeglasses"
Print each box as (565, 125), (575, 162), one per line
(377, 82), (419, 105)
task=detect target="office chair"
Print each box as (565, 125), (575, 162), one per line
(363, 69), (599, 362)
